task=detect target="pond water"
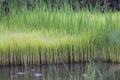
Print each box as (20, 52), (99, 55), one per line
(0, 62), (120, 80)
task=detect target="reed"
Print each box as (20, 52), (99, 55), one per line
(0, 4), (120, 66)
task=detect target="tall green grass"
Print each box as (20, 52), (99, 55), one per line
(0, 4), (120, 66)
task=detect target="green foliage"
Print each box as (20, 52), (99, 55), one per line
(0, 4), (120, 66)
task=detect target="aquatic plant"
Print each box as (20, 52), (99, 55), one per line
(0, 3), (120, 66)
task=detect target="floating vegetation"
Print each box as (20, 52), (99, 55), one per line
(17, 72), (25, 75)
(34, 73), (43, 77)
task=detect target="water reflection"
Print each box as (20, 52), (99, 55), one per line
(0, 62), (120, 80)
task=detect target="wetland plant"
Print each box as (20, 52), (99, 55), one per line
(0, 1), (120, 66)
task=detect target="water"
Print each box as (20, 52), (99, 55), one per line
(0, 62), (120, 80)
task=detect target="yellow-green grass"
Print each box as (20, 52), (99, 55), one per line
(0, 8), (120, 66)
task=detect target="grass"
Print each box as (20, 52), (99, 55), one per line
(0, 4), (120, 66)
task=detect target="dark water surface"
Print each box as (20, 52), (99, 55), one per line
(0, 62), (120, 80)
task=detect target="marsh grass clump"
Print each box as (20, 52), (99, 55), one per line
(0, 2), (120, 66)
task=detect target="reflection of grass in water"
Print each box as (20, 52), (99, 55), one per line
(0, 5), (120, 65)
(2, 62), (120, 80)
(80, 62), (102, 80)
(46, 62), (101, 80)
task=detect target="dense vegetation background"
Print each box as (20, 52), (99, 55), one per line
(0, 0), (120, 15)
(0, 0), (120, 66)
